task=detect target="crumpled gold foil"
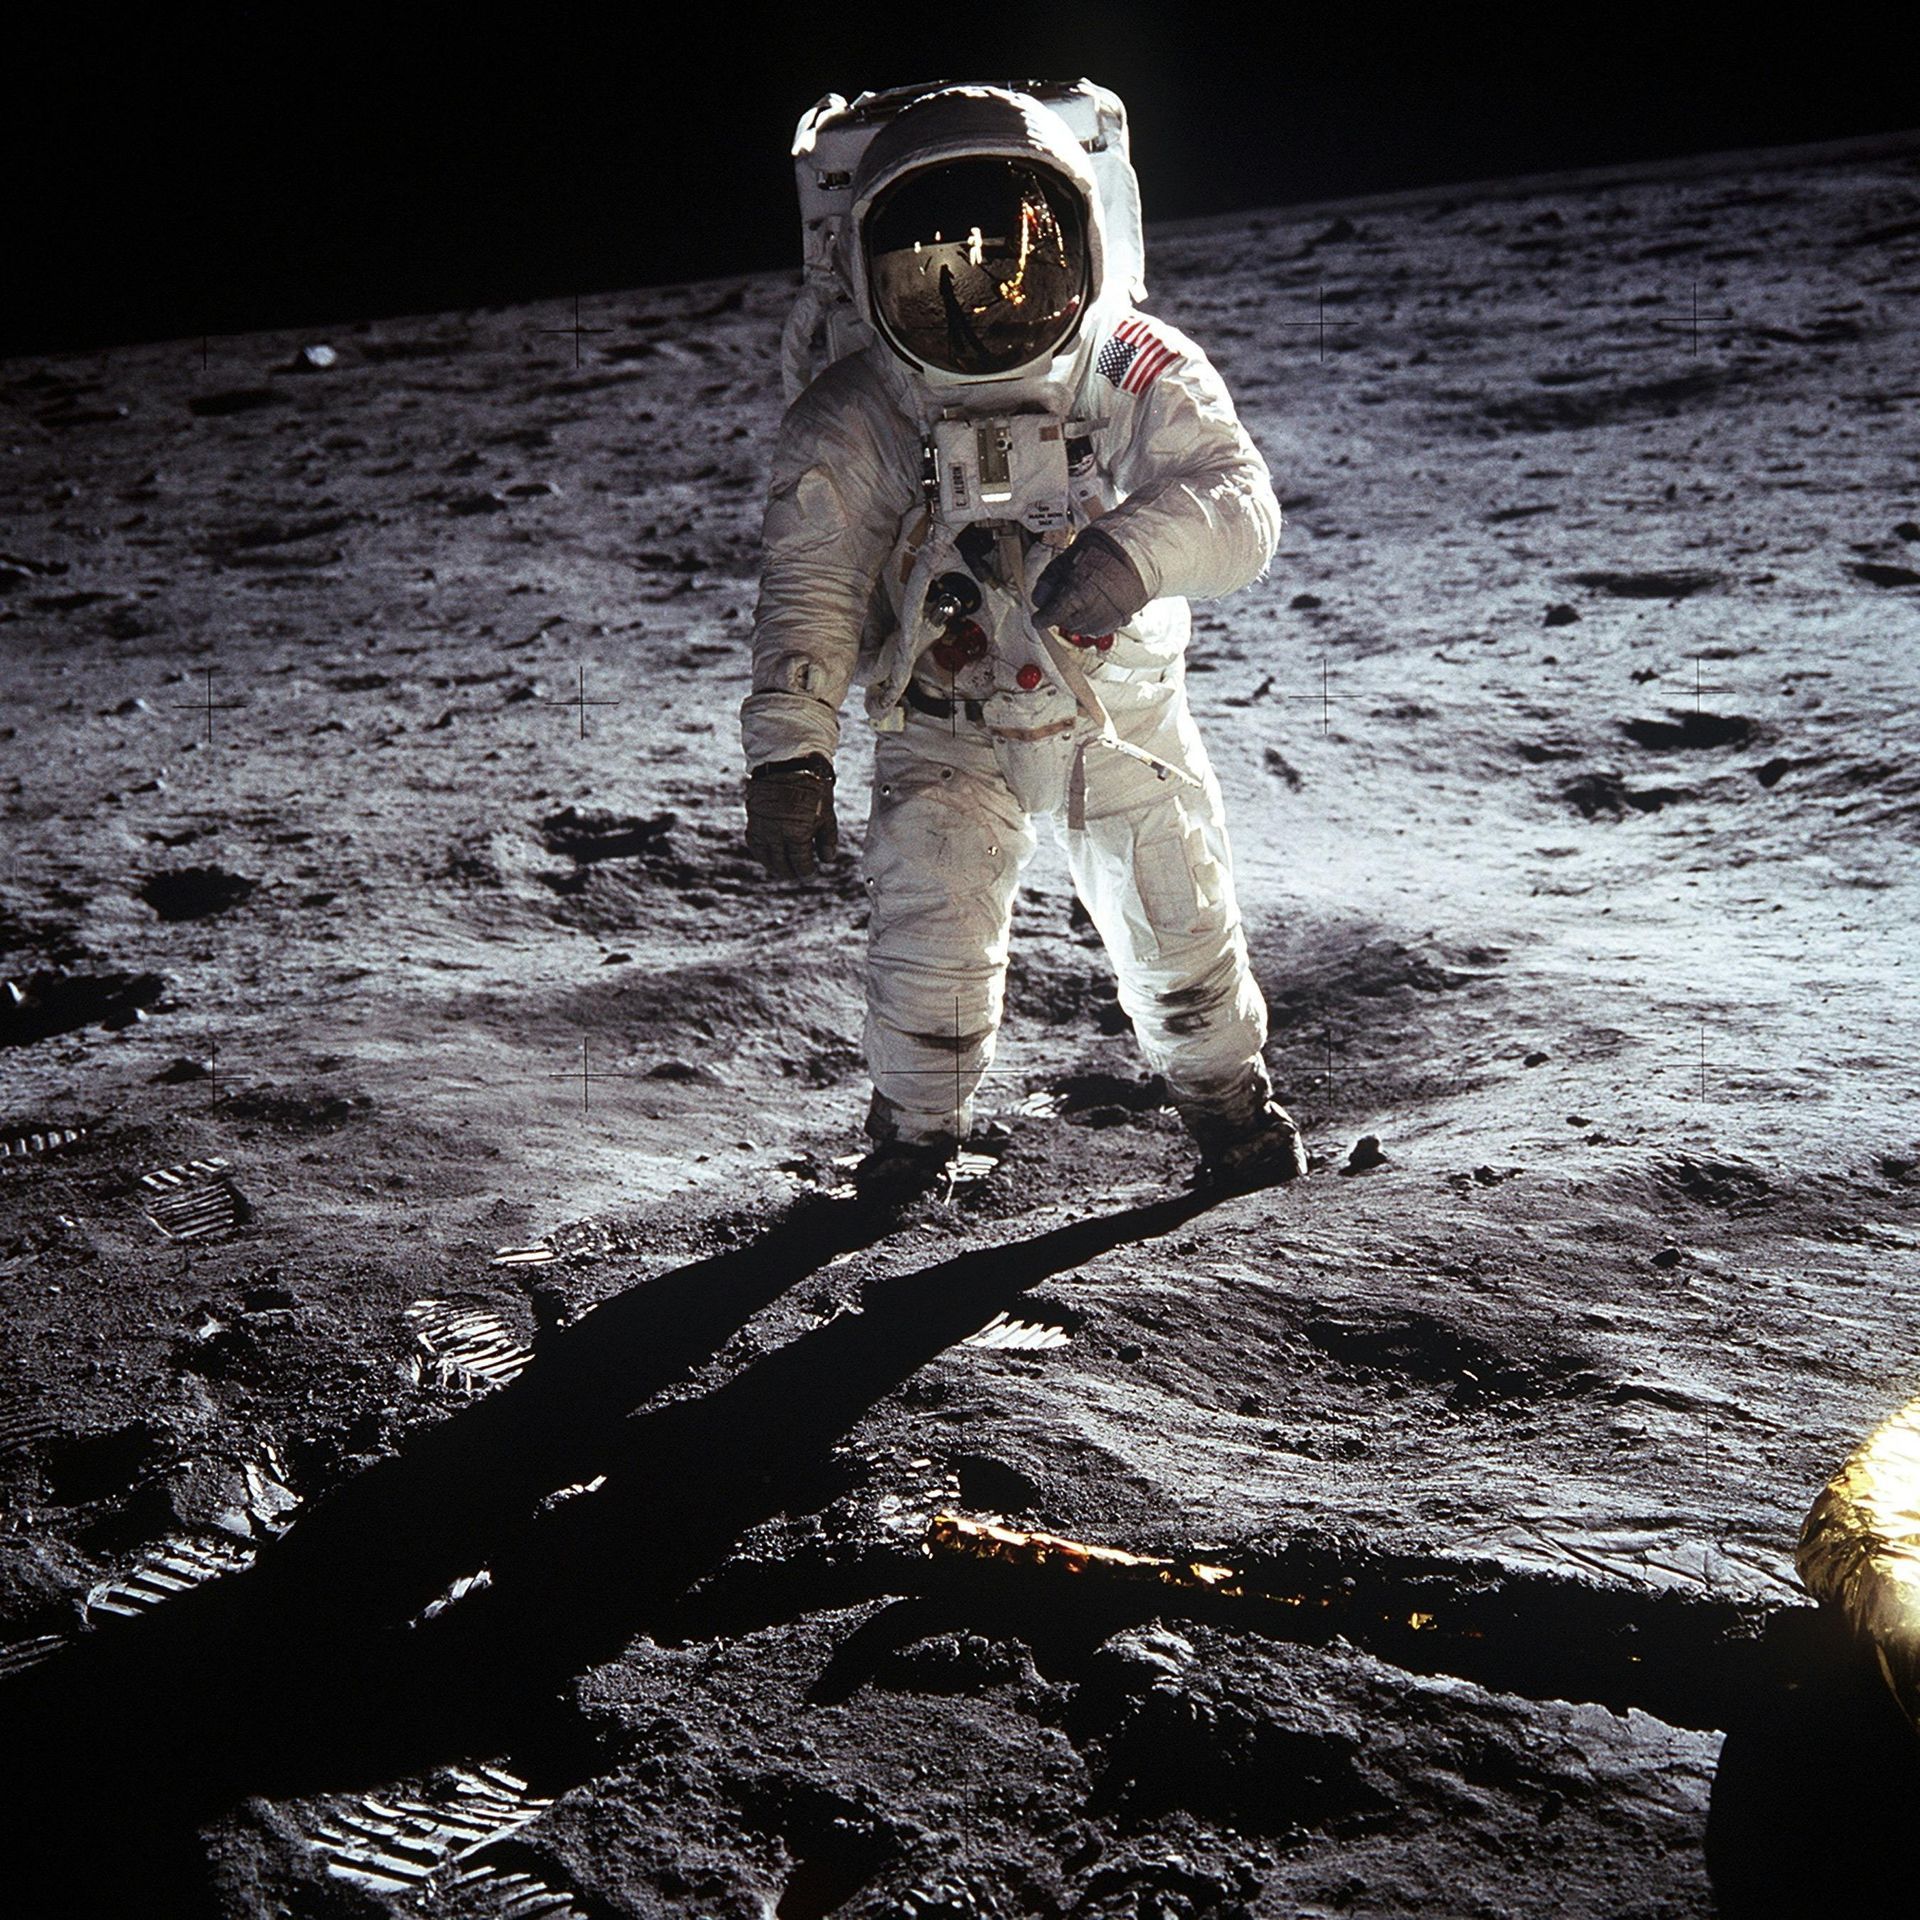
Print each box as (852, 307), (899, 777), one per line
(927, 1512), (1245, 1596)
(1796, 1395), (1920, 1724)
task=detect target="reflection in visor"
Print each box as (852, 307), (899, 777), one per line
(865, 160), (1089, 377)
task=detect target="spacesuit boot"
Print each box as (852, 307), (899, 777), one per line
(1181, 1071), (1309, 1194)
(851, 1090), (960, 1202)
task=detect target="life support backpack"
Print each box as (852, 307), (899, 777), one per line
(779, 78), (1147, 406)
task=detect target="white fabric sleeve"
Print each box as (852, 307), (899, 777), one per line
(740, 379), (905, 769)
(1094, 334), (1283, 605)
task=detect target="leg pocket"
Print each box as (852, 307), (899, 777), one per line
(1131, 799), (1228, 951)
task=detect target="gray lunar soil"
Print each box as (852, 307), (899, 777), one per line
(3, 133), (1920, 1918)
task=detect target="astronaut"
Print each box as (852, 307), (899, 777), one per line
(742, 83), (1306, 1195)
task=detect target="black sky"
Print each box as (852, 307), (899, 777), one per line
(10, 3), (1915, 357)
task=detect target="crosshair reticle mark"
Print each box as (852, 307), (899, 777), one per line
(551, 1039), (639, 1116)
(538, 665), (620, 740)
(1268, 655), (1344, 736)
(535, 295), (614, 368)
(1686, 655), (1734, 712)
(197, 1038), (226, 1108)
(1648, 279), (1740, 356)
(159, 1038), (233, 1108)
(434, 1041), (642, 1119)
(1306, 1023), (1341, 1098)
(886, 994), (1038, 1146)
(170, 667), (244, 745)
(1273, 283), (1338, 364)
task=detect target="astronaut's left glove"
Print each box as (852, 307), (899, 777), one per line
(1030, 526), (1150, 639)
(745, 754), (837, 879)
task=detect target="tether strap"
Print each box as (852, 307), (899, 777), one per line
(904, 681), (985, 725)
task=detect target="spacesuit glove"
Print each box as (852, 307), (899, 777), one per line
(745, 754), (837, 879)
(1030, 526), (1150, 638)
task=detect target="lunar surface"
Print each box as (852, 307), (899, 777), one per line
(3, 132), (1919, 1917)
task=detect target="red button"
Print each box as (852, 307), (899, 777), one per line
(1016, 663), (1043, 690)
(929, 618), (989, 674)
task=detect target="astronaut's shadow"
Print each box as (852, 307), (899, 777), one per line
(0, 1183), (1211, 1913)
(1705, 1614), (1920, 1918)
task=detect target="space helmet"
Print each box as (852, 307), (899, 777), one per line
(851, 87), (1107, 388)
(863, 156), (1090, 378)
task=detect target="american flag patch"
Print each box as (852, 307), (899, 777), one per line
(1095, 316), (1178, 395)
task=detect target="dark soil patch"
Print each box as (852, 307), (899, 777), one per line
(43, 1422), (171, 1505)
(1486, 369), (1727, 433)
(1090, 1670), (1380, 1831)
(1052, 1071), (1166, 1116)
(139, 867), (257, 922)
(1560, 771), (1693, 817)
(188, 389), (282, 418)
(539, 806), (680, 863)
(1005, 954), (1128, 1034)
(1621, 711), (1757, 750)
(1302, 1309), (1587, 1409)
(1654, 1154), (1775, 1211)
(1266, 937), (1500, 1031)
(1568, 569), (1722, 600)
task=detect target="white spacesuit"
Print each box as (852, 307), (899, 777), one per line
(742, 83), (1305, 1191)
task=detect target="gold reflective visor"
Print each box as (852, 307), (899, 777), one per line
(866, 159), (1089, 377)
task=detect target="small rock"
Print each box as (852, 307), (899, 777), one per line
(601, 951), (632, 965)
(1851, 562), (1920, 589)
(152, 1056), (209, 1083)
(1264, 745), (1304, 788)
(1543, 603), (1580, 627)
(1118, 1342), (1144, 1364)
(1089, 1625), (1196, 1689)
(289, 344), (338, 371)
(1523, 1050), (1550, 1067)
(1290, 591), (1323, 610)
(1650, 1245), (1684, 1269)
(646, 1059), (707, 1081)
(1896, 521), (1920, 542)
(1343, 1134), (1388, 1173)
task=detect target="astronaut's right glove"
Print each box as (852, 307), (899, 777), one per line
(1030, 526), (1150, 639)
(745, 754), (837, 879)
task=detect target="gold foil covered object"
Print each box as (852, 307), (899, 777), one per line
(1796, 1393), (1920, 1725)
(927, 1512), (1242, 1596)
